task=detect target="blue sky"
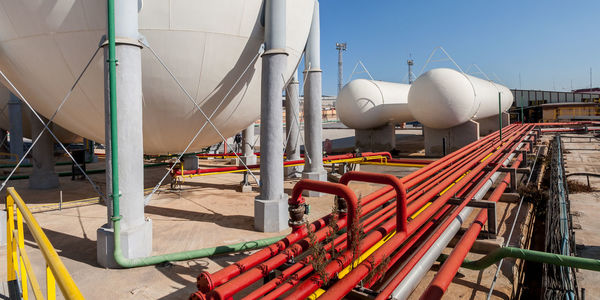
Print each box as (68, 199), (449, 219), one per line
(313, 0), (600, 95)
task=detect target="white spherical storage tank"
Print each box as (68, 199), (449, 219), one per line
(0, 0), (315, 154)
(408, 68), (513, 129)
(336, 79), (413, 130)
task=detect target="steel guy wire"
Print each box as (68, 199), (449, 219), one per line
(141, 40), (262, 204)
(0, 46), (106, 201)
(283, 64), (312, 165)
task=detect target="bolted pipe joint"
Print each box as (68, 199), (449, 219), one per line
(189, 291), (206, 300)
(196, 272), (214, 295)
(288, 198), (306, 230)
(335, 195), (348, 215)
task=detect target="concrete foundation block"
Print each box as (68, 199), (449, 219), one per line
(254, 194), (288, 232)
(301, 170), (327, 197)
(28, 171), (59, 190)
(97, 219), (153, 268)
(424, 120), (480, 157)
(478, 112), (511, 136)
(284, 163), (303, 178)
(182, 155), (199, 171)
(355, 123), (396, 152)
(0, 210), (6, 246)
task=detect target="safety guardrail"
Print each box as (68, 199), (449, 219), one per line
(6, 187), (84, 300)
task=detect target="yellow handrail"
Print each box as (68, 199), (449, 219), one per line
(6, 187), (84, 299)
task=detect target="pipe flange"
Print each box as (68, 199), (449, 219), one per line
(289, 204), (306, 223)
(100, 37), (144, 48)
(288, 217), (306, 229)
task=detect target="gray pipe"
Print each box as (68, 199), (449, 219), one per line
(390, 139), (528, 299)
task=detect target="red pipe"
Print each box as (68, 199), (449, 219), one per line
(339, 171), (407, 233)
(288, 180), (359, 249)
(364, 166), (493, 289)
(200, 180), (360, 300)
(192, 124), (520, 298)
(421, 150), (525, 299)
(374, 126), (532, 300)
(177, 153), (363, 176)
(319, 126), (531, 300)
(251, 200), (400, 300)
(281, 127), (521, 299)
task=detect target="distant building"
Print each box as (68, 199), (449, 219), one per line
(541, 102), (600, 122)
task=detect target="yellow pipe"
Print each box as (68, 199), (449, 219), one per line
(308, 288), (326, 300)
(18, 243), (45, 300)
(338, 231), (395, 278)
(7, 188), (84, 299)
(410, 202), (432, 219)
(6, 194), (17, 281)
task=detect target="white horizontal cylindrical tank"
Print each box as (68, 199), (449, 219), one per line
(336, 79), (413, 129)
(0, 0), (314, 154)
(408, 68), (513, 129)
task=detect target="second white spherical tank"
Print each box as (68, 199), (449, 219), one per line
(336, 79), (413, 130)
(408, 68), (513, 129)
(0, 0), (315, 153)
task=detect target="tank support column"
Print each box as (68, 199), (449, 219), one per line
(97, 0), (152, 268)
(8, 93), (24, 162)
(424, 120), (480, 157)
(28, 113), (59, 189)
(285, 68), (302, 178)
(254, 0), (288, 232)
(241, 124), (257, 165)
(302, 1), (327, 196)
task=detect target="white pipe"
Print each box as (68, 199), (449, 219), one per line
(390, 136), (529, 299)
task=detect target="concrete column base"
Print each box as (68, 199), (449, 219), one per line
(424, 120), (480, 157)
(240, 155), (257, 166)
(301, 170), (327, 196)
(182, 155), (199, 171)
(0, 210), (6, 246)
(96, 219), (152, 268)
(254, 194), (288, 232)
(478, 112), (510, 136)
(284, 164), (303, 178)
(240, 184), (253, 193)
(355, 123), (396, 152)
(28, 171), (59, 190)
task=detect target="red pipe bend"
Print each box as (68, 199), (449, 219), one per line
(339, 171), (408, 234)
(288, 179), (359, 250)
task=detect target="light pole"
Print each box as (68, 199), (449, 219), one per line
(336, 42), (347, 94)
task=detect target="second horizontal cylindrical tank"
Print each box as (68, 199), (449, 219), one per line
(408, 68), (513, 129)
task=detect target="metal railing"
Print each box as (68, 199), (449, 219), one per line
(6, 187), (84, 300)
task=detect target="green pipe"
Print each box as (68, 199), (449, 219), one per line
(436, 247), (600, 271)
(106, 1), (281, 268)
